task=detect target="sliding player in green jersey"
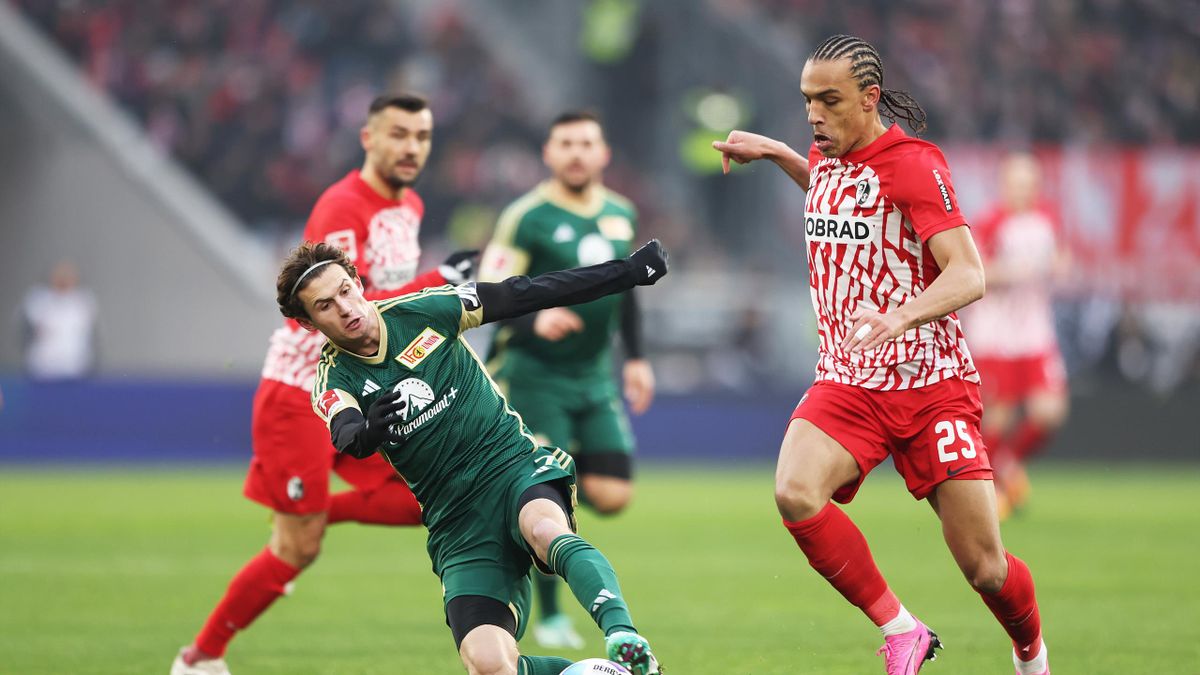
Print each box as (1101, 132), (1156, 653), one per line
(479, 111), (654, 650)
(278, 239), (668, 675)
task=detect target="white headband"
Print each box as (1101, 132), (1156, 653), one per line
(290, 260), (336, 298)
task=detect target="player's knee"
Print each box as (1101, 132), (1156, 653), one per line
(460, 642), (517, 675)
(1028, 396), (1069, 430)
(774, 479), (825, 522)
(587, 485), (632, 515)
(272, 534), (323, 569)
(965, 554), (1008, 594)
(529, 516), (571, 553)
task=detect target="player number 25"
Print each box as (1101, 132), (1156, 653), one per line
(934, 420), (977, 463)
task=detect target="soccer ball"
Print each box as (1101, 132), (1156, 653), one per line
(560, 659), (632, 675)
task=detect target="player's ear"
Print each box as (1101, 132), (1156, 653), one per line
(296, 316), (317, 332)
(359, 122), (372, 153)
(862, 84), (881, 113)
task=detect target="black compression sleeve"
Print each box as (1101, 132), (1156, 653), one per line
(476, 258), (638, 325)
(329, 408), (374, 459)
(618, 290), (644, 359)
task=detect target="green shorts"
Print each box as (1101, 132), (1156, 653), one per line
(430, 447), (577, 640)
(502, 375), (635, 460)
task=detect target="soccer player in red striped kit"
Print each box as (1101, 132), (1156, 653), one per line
(173, 94), (476, 675)
(714, 35), (1049, 675)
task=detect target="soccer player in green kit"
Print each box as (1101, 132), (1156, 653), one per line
(278, 239), (667, 675)
(479, 111), (653, 650)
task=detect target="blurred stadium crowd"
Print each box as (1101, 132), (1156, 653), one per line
(14, 0), (1200, 395)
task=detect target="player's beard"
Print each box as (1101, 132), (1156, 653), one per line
(385, 173), (414, 190)
(559, 172), (594, 195)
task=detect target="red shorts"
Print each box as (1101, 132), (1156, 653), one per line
(243, 379), (405, 515)
(975, 351), (1066, 404)
(791, 377), (992, 502)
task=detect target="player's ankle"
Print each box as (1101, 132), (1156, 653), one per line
(182, 645), (220, 665)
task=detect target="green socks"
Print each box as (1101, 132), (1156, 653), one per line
(535, 570), (561, 618)
(546, 533), (636, 636)
(518, 655), (574, 675)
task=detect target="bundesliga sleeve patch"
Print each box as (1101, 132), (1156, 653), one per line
(316, 388), (357, 421)
(396, 327), (447, 368)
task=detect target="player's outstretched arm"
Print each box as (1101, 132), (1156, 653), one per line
(473, 240), (669, 325)
(329, 391), (409, 458)
(712, 130), (811, 191)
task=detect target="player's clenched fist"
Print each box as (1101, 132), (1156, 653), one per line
(628, 239), (669, 285)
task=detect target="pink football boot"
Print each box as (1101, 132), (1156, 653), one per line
(876, 618), (942, 674)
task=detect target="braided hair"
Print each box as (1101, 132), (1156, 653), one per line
(809, 34), (927, 135)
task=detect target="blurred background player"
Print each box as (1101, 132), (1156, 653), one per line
(714, 35), (1049, 675)
(962, 153), (1070, 518)
(20, 260), (97, 381)
(173, 94), (476, 675)
(478, 110), (654, 650)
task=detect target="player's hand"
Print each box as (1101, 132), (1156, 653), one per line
(534, 307), (584, 341)
(628, 239), (669, 285)
(712, 130), (780, 174)
(841, 307), (909, 353)
(359, 390), (409, 449)
(623, 359), (656, 415)
(439, 250), (480, 285)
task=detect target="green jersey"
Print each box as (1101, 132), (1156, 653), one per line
(481, 182), (637, 378)
(311, 286), (540, 531)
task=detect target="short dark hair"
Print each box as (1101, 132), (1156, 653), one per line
(548, 109), (604, 139)
(368, 93), (429, 117)
(276, 242), (359, 321)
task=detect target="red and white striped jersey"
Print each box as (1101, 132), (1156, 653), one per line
(804, 125), (979, 391)
(261, 171), (441, 390)
(961, 206), (1061, 358)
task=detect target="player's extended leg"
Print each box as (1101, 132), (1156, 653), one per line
(173, 512), (324, 674)
(928, 480), (1048, 675)
(776, 418), (939, 674)
(533, 467), (632, 650)
(517, 487), (660, 675)
(328, 453), (423, 526)
(452, 597), (574, 675)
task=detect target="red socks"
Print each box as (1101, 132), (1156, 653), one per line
(1010, 421), (1050, 461)
(327, 481), (422, 526)
(783, 503), (897, 626)
(980, 552), (1043, 659)
(193, 548), (299, 658)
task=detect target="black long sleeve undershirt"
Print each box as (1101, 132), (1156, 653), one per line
(328, 243), (664, 457)
(329, 408), (374, 458)
(475, 257), (641, 325)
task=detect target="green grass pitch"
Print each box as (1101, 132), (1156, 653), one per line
(1, 463), (1198, 674)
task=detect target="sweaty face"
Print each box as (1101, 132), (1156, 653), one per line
(363, 107), (434, 190)
(801, 58), (877, 158)
(543, 120), (610, 193)
(297, 265), (378, 352)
